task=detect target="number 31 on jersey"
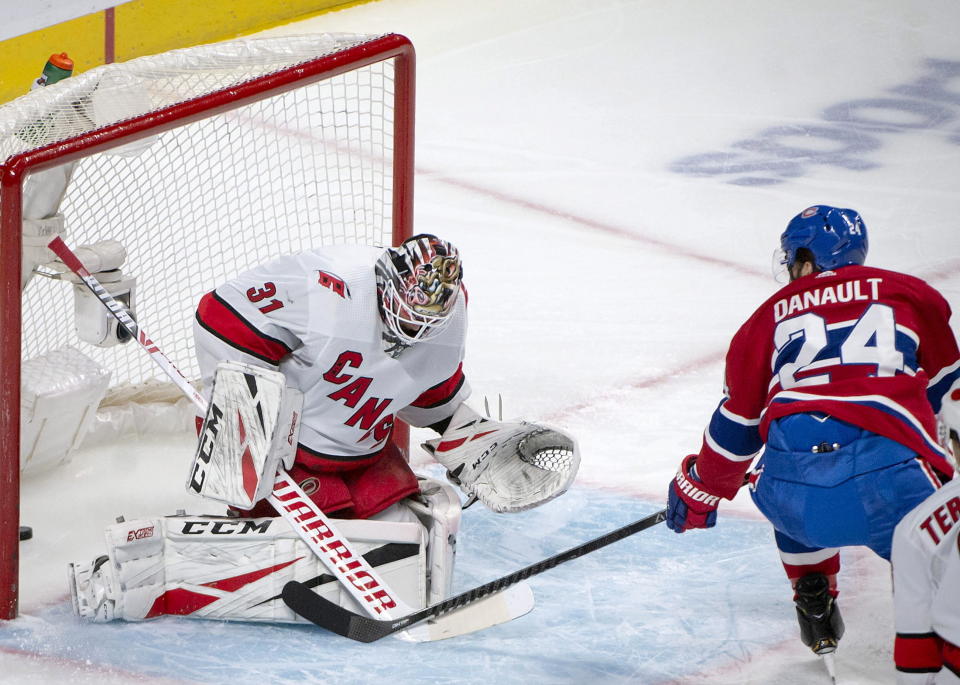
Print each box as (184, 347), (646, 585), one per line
(246, 282), (284, 314)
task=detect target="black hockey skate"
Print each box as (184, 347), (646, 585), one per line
(794, 573), (845, 655)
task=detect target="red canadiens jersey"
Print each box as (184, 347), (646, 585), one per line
(193, 244), (470, 460)
(697, 265), (960, 498)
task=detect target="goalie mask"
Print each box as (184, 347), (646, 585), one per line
(375, 234), (463, 346)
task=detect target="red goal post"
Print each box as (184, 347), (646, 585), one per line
(0, 33), (415, 619)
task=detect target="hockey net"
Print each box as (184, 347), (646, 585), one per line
(0, 33), (415, 618)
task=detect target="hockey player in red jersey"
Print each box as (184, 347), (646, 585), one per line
(665, 205), (959, 658)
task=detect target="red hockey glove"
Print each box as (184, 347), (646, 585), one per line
(666, 455), (721, 533)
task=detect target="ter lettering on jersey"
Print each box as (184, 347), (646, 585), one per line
(918, 495), (960, 545)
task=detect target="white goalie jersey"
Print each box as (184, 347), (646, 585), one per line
(193, 244), (470, 460)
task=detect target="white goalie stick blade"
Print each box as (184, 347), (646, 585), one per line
(188, 361), (302, 509)
(399, 583), (535, 643)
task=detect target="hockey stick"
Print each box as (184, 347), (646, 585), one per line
(282, 507), (667, 642)
(46, 236), (414, 622)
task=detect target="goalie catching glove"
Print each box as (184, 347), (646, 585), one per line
(423, 404), (579, 513)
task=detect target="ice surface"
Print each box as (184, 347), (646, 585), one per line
(5, 0), (960, 682)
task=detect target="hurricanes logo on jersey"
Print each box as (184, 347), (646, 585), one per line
(317, 271), (350, 299)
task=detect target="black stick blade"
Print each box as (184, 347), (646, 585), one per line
(282, 581), (399, 643)
(284, 508), (668, 644)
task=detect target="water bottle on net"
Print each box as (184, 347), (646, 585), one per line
(33, 52), (74, 90)
(19, 52), (76, 145)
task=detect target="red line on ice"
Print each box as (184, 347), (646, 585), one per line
(0, 644), (196, 684)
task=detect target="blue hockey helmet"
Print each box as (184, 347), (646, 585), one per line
(779, 205), (868, 272)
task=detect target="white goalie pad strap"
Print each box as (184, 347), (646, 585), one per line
(424, 404), (580, 513)
(70, 514), (427, 623)
(187, 361), (302, 509)
(404, 477), (461, 604)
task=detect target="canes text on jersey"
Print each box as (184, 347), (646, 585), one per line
(323, 351), (395, 445)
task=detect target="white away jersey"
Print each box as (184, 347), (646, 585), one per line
(194, 244), (470, 459)
(892, 477), (960, 683)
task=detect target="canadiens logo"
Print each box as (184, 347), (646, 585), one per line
(747, 465), (764, 492)
(801, 206), (819, 218)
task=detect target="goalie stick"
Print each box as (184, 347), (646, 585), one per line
(47, 236), (529, 640)
(282, 507), (667, 642)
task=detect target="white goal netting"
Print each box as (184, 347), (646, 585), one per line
(1, 33), (408, 398)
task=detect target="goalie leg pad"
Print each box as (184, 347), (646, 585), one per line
(21, 213), (67, 290)
(68, 513), (428, 623)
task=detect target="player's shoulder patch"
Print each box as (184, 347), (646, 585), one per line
(316, 270), (351, 299)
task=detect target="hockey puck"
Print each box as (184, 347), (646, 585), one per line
(19, 526), (32, 541)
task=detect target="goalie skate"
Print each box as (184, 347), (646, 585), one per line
(68, 554), (119, 622)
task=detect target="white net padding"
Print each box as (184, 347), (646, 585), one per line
(1, 34), (389, 158)
(1, 34), (407, 418)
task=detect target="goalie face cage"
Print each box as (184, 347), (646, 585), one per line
(0, 33), (415, 619)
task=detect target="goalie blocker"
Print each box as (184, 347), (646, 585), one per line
(68, 477), (461, 623)
(188, 360), (302, 510)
